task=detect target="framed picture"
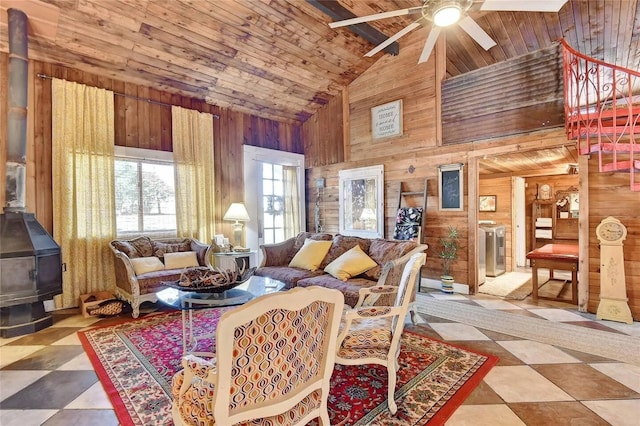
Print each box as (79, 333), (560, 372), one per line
(479, 195), (497, 212)
(371, 100), (402, 139)
(339, 165), (385, 238)
(438, 163), (464, 211)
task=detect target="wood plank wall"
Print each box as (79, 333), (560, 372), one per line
(478, 176), (513, 272)
(478, 173), (579, 274)
(302, 31), (639, 320)
(442, 44), (564, 145)
(0, 53), (303, 240)
(305, 29), (468, 283)
(302, 93), (345, 168)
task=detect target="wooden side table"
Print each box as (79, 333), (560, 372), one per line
(212, 251), (257, 271)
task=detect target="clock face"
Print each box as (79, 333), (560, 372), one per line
(598, 222), (624, 241)
(539, 184), (551, 200)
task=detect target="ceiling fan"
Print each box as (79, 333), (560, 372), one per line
(329, 0), (568, 64)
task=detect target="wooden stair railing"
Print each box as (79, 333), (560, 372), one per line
(561, 39), (640, 191)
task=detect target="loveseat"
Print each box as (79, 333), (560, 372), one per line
(255, 232), (428, 308)
(109, 236), (212, 318)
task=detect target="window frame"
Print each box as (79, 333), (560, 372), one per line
(114, 146), (177, 238)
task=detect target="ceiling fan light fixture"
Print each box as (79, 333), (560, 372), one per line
(432, 1), (462, 27)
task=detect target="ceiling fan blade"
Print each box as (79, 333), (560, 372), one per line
(480, 0), (568, 12)
(418, 27), (441, 64)
(458, 16), (497, 51)
(365, 22), (422, 57)
(329, 7), (422, 28)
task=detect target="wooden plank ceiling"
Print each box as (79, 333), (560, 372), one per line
(479, 145), (579, 177)
(0, 0), (638, 125)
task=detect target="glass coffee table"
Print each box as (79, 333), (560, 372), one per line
(156, 275), (285, 355)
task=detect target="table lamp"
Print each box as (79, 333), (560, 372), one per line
(359, 208), (377, 229)
(223, 202), (250, 250)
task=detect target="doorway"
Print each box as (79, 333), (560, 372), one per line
(243, 146), (305, 265)
(475, 145), (581, 302)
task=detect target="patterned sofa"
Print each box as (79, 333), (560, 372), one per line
(109, 236), (212, 318)
(255, 232), (428, 308)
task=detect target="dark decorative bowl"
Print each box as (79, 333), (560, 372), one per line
(164, 267), (256, 293)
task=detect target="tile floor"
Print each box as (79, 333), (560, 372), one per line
(1, 281), (639, 426)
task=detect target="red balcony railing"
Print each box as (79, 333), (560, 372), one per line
(561, 39), (640, 191)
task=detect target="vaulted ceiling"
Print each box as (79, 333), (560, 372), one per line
(0, 0), (638, 125)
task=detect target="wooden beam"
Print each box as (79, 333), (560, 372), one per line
(307, 0), (400, 56)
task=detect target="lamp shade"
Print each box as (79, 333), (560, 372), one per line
(223, 203), (250, 222)
(359, 208), (377, 222)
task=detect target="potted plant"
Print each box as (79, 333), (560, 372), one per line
(439, 226), (460, 293)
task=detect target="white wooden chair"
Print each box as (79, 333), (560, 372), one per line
(171, 286), (344, 426)
(334, 252), (426, 415)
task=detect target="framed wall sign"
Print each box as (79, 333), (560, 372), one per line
(371, 100), (402, 139)
(438, 163), (464, 211)
(339, 165), (384, 238)
(479, 195), (497, 212)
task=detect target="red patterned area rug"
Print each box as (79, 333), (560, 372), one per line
(79, 309), (497, 426)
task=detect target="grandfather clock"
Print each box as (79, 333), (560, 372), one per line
(595, 217), (633, 324)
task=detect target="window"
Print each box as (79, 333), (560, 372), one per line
(114, 147), (176, 237)
(262, 163), (285, 244)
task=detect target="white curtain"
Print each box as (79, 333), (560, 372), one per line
(171, 106), (216, 243)
(282, 165), (300, 239)
(52, 79), (116, 308)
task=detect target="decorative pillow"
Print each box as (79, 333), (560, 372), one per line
(111, 240), (138, 258)
(112, 236), (153, 258)
(290, 232), (333, 257)
(393, 207), (423, 241)
(164, 251), (199, 269)
(153, 240), (192, 259)
(129, 236), (154, 257)
(130, 256), (165, 275)
(320, 234), (372, 269)
(324, 245), (377, 281)
(288, 239), (333, 271)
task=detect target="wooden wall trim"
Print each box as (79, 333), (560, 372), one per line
(342, 88), (350, 162)
(467, 158), (479, 293)
(435, 35), (445, 146)
(0, 53), (7, 209)
(578, 153), (590, 312)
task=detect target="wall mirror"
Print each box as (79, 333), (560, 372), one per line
(339, 165), (384, 238)
(555, 187), (579, 219)
(554, 187), (579, 240)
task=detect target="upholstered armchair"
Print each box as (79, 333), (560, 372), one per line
(335, 252), (426, 415)
(171, 286), (345, 426)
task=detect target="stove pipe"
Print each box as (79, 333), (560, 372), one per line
(5, 8), (28, 212)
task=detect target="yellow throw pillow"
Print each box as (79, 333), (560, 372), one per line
(130, 257), (165, 275)
(164, 251), (200, 269)
(289, 239), (333, 271)
(324, 245), (378, 281)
